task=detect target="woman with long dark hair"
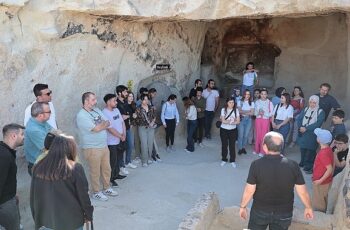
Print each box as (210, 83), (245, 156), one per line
(272, 93), (293, 153)
(271, 87), (286, 106)
(30, 134), (93, 230)
(237, 90), (255, 155)
(219, 97), (240, 167)
(182, 97), (198, 152)
(135, 94), (157, 167)
(289, 86), (305, 147)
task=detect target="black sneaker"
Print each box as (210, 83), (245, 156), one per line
(111, 180), (118, 187)
(156, 154), (161, 159)
(115, 174), (127, 180)
(152, 155), (157, 161)
(238, 149), (242, 155)
(242, 148), (247, 154)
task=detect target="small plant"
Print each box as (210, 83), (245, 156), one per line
(127, 80), (134, 91)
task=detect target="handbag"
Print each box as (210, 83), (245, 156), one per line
(215, 109), (236, 128)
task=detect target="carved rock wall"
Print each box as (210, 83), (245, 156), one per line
(0, 6), (207, 138)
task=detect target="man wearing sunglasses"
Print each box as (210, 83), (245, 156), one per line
(24, 84), (57, 129)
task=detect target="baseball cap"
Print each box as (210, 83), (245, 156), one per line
(314, 128), (332, 145)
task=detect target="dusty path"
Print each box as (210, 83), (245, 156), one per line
(18, 135), (310, 230)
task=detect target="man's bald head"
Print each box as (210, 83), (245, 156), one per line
(263, 131), (284, 154)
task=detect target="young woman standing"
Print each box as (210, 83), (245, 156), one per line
(289, 86), (305, 147)
(241, 62), (258, 96)
(220, 97), (240, 168)
(161, 94), (180, 152)
(237, 90), (255, 155)
(135, 94), (157, 167)
(182, 97), (198, 153)
(271, 93), (293, 153)
(254, 88), (274, 157)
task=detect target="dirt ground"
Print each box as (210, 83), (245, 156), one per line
(17, 134), (311, 230)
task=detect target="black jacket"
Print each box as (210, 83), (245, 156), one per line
(30, 163), (93, 230)
(0, 141), (17, 205)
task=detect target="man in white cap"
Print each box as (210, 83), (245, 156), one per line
(312, 128), (334, 212)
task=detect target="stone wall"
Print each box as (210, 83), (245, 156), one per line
(201, 13), (348, 112)
(0, 6), (207, 139)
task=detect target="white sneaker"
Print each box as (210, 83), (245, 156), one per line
(92, 192), (108, 201)
(126, 163), (137, 169)
(231, 162), (237, 168)
(258, 153), (264, 157)
(166, 146), (171, 153)
(103, 188), (118, 197)
(184, 148), (191, 153)
(199, 143), (205, 148)
(170, 146), (176, 152)
(147, 159), (153, 164)
(142, 163), (148, 167)
(133, 157), (141, 164)
(120, 167), (129, 175)
(220, 161), (226, 167)
(252, 151), (257, 155)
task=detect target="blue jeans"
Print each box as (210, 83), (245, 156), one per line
(274, 119), (290, 153)
(125, 129), (134, 164)
(237, 116), (252, 149)
(186, 120), (197, 152)
(204, 110), (215, 138)
(248, 209), (292, 230)
(242, 84), (254, 96)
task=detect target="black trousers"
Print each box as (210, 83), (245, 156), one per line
(220, 128), (237, 162)
(165, 119), (176, 146)
(193, 117), (205, 143)
(108, 145), (123, 181)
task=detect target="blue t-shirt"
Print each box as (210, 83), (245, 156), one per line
(76, 108), (108, 149)
(24, 118), (52, 163)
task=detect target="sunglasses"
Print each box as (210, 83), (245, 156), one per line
(43, 90), (52, 96)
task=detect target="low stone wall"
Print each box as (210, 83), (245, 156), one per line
(178, 192), (220, 230)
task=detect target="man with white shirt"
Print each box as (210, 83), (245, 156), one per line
(202, 79), (219, 139)
(24, 84), (57, 129)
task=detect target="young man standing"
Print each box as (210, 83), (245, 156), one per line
(192, 87), (206, 147)
(189, 79), (202, 100)
(312, 128), (334, 212)
(0, 124), (25, 230)
(202, 79), (219, 139)
(103, 94), (127, 188)
(24, 83), (57, 129)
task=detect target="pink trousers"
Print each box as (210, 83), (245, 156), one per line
(254, 118), (271, 154)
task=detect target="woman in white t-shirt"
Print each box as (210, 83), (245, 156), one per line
(241, 62), (258, 96)
(237, 90), (255, 155)
(220, 97), (240, 168)
(272, 93), (294, 153)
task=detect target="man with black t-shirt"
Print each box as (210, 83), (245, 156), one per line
(116, 85), (137, 174)
(239, 131), (313, 230)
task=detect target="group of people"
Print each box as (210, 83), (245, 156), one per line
(0, 62), (348, 230)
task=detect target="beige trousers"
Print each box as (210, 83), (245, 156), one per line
(312, 182), (331, 212)
(83, 147), (111, 193)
